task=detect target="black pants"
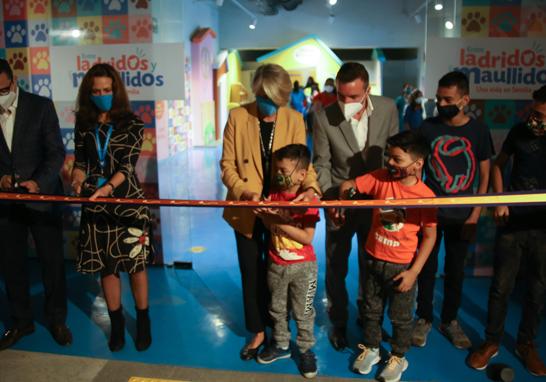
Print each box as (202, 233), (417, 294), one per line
(485, 227), (546, 344)
(234, 221), (271, 333)
(325, 209), (371, 328)
(0, 204), (66, 328)
(416, 220), (469, 324)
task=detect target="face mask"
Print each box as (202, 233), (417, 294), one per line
(527, 115), (546, 136)
(404, 87), (413, 96)
(274, 173), (294, 190)
(0, 91), (17, 111)
(324, 85), (334, 93)
(256, 96), (278, 116)
(385, 160), (417, 180)
(416, 97), (424, 104)
(339, 95), (365, 120)
(437, 102), (461, 120)
(91, 94), (113, 112)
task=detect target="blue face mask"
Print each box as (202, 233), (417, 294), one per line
(256, 96), (278, 116)
(91, 94), (113, 112)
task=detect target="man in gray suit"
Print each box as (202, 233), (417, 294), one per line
(313, 62), (398, 350)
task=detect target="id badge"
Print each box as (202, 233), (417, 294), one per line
(97, 177), (107, 187)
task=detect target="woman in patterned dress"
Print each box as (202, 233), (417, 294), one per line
(71, 63), (152, 352)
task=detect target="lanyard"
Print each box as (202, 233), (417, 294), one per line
(259, 121), (275, 168)
(95, 124), (113, 174)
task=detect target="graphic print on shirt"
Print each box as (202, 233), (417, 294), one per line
(379, 207), (406, 232)
(429, 135), (476, 194)
(272, 221), (305, 261)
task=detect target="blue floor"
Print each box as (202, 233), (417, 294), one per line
(1, 147), (545, 381)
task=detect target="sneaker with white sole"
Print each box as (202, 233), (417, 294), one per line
(440, 320), (472, 349)
(378, 354), (409, 382)
(257, 343), (291, 364)
(352, 344), (380, 375)
(299, 349), (318, 379)
(412, 318), (432, 347)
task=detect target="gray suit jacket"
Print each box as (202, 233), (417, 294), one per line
(312, 95), (398, 199)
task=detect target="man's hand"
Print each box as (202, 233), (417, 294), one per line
(494, 205), (509, 226)
(327, 207), (346, 227)
(241, 190), (260, 202)
(461, 215), (478, 242)
(19, 180), (40, 194)
(0, 175), (12, 189)
(393, 269), (418, 293)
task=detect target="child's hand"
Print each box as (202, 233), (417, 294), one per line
(393, 269), (418, 293)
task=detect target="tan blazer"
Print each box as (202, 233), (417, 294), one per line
(220, 102), (320, 238)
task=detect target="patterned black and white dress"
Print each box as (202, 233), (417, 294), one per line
(74, 115), (151, 275)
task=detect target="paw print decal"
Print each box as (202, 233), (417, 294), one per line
(135, 104), (154, 125)
(30, 23), (49, 44)
(62, 131), (75, 151)
(488, 105), (512, 124)
(131, 17), (152, 40)
(82, 21), (100, 42)
(32, 50), (50, 71)
(54, 0), (73, 15)
(17, 77), (31, 92)
(142, 131), (156, 153)
(78, 0), (96, 12)
(8, 52), (27, 71)
(465, 103), (483, 121)
(60, 106), (76, 126)
(523, 11), (546, 35)
(33, 77), (52, 98)
(462, 11), (487, 33)
(29, 0), (48, 15)
(103, 17), (127, 41)
(6, 24), (27, 46)
(491, 10), (519, 36)
(130, 0), (149, 10)
(4, 0), (26, 18)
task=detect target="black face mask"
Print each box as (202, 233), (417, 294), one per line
(527, 114), (546, 137)
(437, 103), (461, 120)
(385, 161), (417, 180)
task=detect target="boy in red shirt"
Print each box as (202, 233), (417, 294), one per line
(338, 130), (437, 382)
(255, 144), (320, 379)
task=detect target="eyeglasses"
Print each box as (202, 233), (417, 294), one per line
(0, 81), (13, 96)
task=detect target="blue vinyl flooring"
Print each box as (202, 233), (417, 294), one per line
(1, 147), (545, 381)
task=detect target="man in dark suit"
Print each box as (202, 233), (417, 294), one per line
(313, 62), (398, 350)
(0, 59), (71, 349)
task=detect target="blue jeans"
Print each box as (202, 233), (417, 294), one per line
(485, 227), (546, 344)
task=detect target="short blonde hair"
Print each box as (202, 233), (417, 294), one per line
(252, 64), (292, 107)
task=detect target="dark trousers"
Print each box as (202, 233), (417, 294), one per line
(485, 227), (546, 344)
(0, 204), (66, 328)
(362, 256), (415, 356)
(234, 221), (271, 333)
(325, 209), (371, 328)
(416, 220), (469, 323)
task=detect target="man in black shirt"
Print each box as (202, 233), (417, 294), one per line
(467, 86), (546, 377)
(412, 71), (493, 349)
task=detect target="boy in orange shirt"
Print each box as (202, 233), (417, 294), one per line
(338, 130), (437, 382)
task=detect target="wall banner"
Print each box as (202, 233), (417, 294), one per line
(425, 37), (546, 100)
(50, 43), (184, 101)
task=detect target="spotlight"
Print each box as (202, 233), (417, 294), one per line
(434, 2), (443, 11)
(71, 29), (81, 38)
(329, 0), (338, 5)
(249, 19), (257, 29)
(445, 20), (454, 29)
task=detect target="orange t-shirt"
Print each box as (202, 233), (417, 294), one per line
(355, 168), (437, 264)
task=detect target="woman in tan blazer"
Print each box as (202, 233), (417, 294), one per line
(220, 64), (320, 360)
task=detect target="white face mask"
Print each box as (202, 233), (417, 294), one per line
(416, 97), (424, 104)
(0, 91), (17, 111)
(324, 85), (334, 93)
(339, 95), (366, 120)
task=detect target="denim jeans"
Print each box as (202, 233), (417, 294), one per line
(485, 227), (546, 344)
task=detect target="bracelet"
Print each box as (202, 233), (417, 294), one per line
(106, 182), (115, 195)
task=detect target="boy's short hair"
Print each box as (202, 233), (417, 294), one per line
(532, 85), (546, 103)
(273, 144), (311, 170)
(438, 71), (469, 95)
(386, 131), (430, 160)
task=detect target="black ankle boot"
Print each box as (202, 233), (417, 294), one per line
(108, 306), (125, 352)
(135, 307), (151, 351)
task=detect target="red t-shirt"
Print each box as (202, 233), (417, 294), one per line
(268, 192), (320, 266)
(355, 169), (437, 264)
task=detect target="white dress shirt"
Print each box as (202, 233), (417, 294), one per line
(349, 96), (374, 151)
(0, 87), (18, 152)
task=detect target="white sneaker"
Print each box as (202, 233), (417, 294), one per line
(352, 344), (380, 375)
(378, 354), (409, 382)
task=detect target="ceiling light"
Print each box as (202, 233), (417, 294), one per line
(445, 20), (454, 29)
(434, 2), (443, 11)
(329, 0), (338, 5)
(71, 29), (81, 38)
(249, 19), (257, 29)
